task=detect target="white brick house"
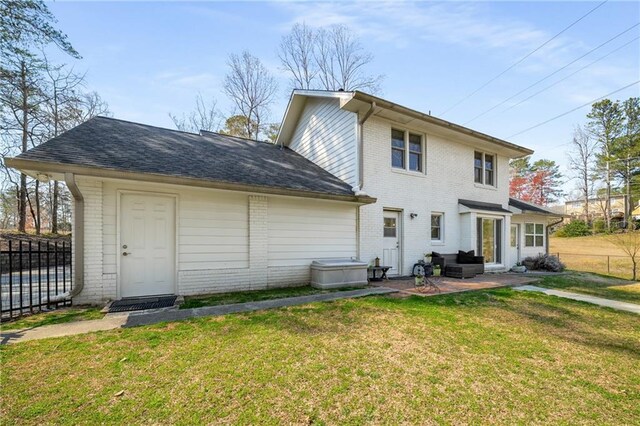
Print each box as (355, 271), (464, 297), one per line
(278, 90), (562, 276)
(7, 90), (561, 304)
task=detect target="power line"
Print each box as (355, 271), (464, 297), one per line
(464, 23), (640, 125)
(507, 80), (640, 139)
(439, 0), (609, 116)
(500, 36), (640, 114)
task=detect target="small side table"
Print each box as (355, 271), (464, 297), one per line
(369, 266), (391, 281)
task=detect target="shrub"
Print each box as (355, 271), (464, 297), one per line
(593, 219), (607, 233)
(555, 220), (591, 237)
(522, 254), (565, 272)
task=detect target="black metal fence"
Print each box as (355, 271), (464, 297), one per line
(1, 240), (72, 320)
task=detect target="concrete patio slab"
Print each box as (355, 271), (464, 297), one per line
(513, 285), (640, 314)
(376, 273), (539, 296)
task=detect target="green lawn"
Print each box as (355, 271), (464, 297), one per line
(537, 272), (640, 304)
(2, 289), (639, 424)
(181, 285), (353, 309)
(1, 307), (104, 331)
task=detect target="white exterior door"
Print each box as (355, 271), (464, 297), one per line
(383, 210), (400, 275)
(120, 194), (176, 298)
(509, 224), (520, 266)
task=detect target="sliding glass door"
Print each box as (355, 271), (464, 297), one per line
(477, 218), (502, 264)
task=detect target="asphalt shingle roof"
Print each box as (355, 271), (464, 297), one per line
(14, 116), (358, 199)
(458, 199), (511, 214)
(508, 198), (559, 215)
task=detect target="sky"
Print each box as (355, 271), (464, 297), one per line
(46, 0), (640, 200)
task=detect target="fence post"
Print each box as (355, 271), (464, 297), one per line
(18, 241), (23, 317)
(8, 240), (13, 318)
(38, 241), (42, 312)
(28, 241), (33, 313)
(557, 253), (560, 260)
(607, 256), (610, 274)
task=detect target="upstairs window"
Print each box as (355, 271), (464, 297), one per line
(391, 129), (424, 172)
(409, 134), (422, 172)
(391, 129), (405, 169)
(474, 151), (496, 186)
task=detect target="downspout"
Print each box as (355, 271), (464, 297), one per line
(49, 173), (84, 302)
(355, 102), (376, 195)
(354, 102), (375, 260)
(546, 217), (564, 256)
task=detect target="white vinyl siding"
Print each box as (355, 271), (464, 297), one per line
(102, 181), (249, 274)
(289, 97), (358, 187)
(178, 193), (249, 270)
(267, 197), (357, 267)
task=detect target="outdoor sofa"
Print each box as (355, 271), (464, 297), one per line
(432, 251), (485, 279)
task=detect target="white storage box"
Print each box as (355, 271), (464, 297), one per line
(310, 258), (368, 289)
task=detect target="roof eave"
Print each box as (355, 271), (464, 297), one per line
(347, 91), (533, 158)
(5, 157), (376, 205)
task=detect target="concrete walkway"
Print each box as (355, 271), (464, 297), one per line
(1, 287), (397, 344)
(514, 285), (640, 314)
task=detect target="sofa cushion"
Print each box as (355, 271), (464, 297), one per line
(457, 250), (476, 263)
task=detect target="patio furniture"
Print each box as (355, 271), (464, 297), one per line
(412, 261), (441, 293)
(369, 266), (391, 281)
(431, 251), (484, 279)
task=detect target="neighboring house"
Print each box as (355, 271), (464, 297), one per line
(564, 195), (628, 222)
(632, 203), (640, 221)
(7, 90), (562, 304)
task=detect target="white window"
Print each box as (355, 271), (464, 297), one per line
(525, 223), (544, 247)
(391, 129), (424, 172)
(431, 213), (443, 242)
(391, 129), (405, 169)
(474, 151), (495, 186)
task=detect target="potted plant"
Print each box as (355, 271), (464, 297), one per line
(415, 273), (424, 286)
(433, 264), (442, 276)
(424, 252), (432, 263)
(511, 262), (527, 273)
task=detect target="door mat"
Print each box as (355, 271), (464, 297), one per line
(108, 296), (177, 313)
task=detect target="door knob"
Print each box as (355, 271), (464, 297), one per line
(122, 252), (131, 256)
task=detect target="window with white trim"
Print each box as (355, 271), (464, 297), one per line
(391, 129), (424, 172)
(431, 213), (443, 242)
(474, 151), (495, 186)
(525, 223), (544, 247)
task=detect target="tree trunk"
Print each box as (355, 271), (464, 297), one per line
(18, 173), (26, 232)
(18, 61), (28, 232)
(51, 181), (59, 233)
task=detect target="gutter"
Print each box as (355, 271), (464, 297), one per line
(351, 91), (533, 157)
(356, 102), (376, 194)
(4, 157), (377, 205)
(49, 173), (84, 302)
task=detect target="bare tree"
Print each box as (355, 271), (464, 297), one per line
(169, 93), (221, 134)
(315, 25), (383, 92)
(279, 23), (384, 93)
(610, 231), (640, 280)
(223, 51), (277, 140)
(279, 23), (317, 90)
(0, 52), (46, 232)
(567, 125), (598, 223)
(39, 55), (84, 233)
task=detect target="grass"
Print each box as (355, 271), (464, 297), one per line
(1, 307), (104, 331)
(2, 289), (639, 424)
(550, 234), (636, 280)
(537, 272), (640, 304)
(180, 285), (356, 309)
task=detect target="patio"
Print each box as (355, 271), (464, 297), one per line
(372, 273), (540, 296)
